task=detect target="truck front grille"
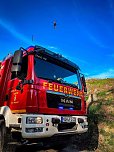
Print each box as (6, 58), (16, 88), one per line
(46, 92), (81, 110)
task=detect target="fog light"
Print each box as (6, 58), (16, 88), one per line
(35, 117), (43, 124)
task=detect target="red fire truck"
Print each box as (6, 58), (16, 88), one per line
(0, 45), (88, 152)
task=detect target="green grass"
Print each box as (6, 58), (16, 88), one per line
(97, 91), (106, 97)
(99, 129), (114, 148)
(89, 102), (102, 114)
(108, 134), (114, 146)
(105, 99), (113, 105)
(104, 120), (114, 128)
(86, 78), (114, 152)
(87, 78), (114, 86)
(86, 79), (114, 92)
(107, 139), (114, 147)
(100, 128), (106, 135)
(109, 112), (114, 117)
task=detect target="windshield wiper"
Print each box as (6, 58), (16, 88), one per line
(54, 78), (78, 88)
(62, 82), (78, 88)
(38, 77), (78, 88)
(38, 77), (63, 84)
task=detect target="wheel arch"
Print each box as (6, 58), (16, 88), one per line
(0, 106), (15, 127)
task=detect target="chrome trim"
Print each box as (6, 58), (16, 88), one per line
(46, 90), (81, 99)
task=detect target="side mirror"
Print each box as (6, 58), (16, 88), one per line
(81, 75), (87, 93)
(11, 50), (23, 76)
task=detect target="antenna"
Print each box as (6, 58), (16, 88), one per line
(32, 35), (34, 42)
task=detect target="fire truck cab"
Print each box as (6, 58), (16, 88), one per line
(0, 45), (88, 151)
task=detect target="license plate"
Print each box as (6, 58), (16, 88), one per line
(61, 117), (76, 123)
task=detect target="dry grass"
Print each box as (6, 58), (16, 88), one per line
(86, 78), (114, 152)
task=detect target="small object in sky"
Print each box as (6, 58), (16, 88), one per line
(53, 21), (57, 29)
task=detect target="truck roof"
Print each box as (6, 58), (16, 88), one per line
(1, 45), (80, 71)
(34, 45), (80, 70)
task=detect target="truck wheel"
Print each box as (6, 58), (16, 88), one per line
(0, 122), (6, 152)
(5, 144), (17, 152)
(0, 122), (18, 152)
(4, 132), (18, 152)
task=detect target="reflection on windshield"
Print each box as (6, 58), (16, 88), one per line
(34, 57), (80, 88)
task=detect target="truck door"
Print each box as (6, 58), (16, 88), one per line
(0, 58), (12, 106)
(6, 55), (29, 113)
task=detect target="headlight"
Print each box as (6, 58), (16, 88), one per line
(26, 117), (43, 124)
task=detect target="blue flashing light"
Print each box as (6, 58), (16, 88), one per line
(69, 107), (74, 110)
(58, 106), (64, 110)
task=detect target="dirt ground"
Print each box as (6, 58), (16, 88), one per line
(16, 130), (98, 152)
(17, 144), (90, 152)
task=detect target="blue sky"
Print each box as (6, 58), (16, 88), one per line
(0, 0), (114, 78)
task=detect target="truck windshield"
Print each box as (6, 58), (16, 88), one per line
(34, 57), (80, 88)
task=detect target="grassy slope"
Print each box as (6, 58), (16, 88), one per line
(86, 78), (114, 152)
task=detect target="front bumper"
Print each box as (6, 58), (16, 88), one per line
(21, 114), (88, 139)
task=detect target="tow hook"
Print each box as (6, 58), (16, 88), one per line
(78, 118), (84, 123)
(52, 118), (60, 125)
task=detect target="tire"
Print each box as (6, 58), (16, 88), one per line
(0, 122), (18, 152)
(4, 132), (18, 152)
(0, 122), (6, 152)
(5, 144), (17, 152)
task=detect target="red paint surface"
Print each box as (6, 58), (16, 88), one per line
(0, 46), (87, 115)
